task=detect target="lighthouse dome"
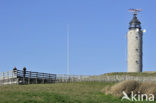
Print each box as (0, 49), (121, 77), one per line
(129, 14), (141, 30)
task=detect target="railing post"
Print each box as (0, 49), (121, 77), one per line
(48, 74), (50, 83)
(28, 71), (31, 84)
(36, 72), (38, 84)
(42, 73), (45, 84)
(7, 71), (9, 84)
(3, 72), (4, 85)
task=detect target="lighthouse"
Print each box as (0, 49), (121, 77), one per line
(127, 9), (143, 72)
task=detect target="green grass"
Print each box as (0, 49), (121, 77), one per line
(0, 82), (155, 103)
(88, 72), (156, 79)
(87, 72), (156, 80)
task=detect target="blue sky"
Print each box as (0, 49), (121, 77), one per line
(0, 0), (156, 75)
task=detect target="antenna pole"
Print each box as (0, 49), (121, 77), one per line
(67, 24), (70, 75)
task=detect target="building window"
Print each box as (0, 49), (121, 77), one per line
(136, 61), (139, 64)
(136, 36), (138, 40)
(136, 49), (139, 52)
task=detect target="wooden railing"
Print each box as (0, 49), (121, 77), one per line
(0, 70), (18, 85)
(0, 69), (90, 85)
(16, 70), (56, 84)
(0, 69), (56, 85)
(56, 74), (89, 82)
(0, 70), (17, 80)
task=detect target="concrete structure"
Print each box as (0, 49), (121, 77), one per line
(127, 13), (143, 72)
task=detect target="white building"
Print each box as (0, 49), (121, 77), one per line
(127, 13), (143, 72)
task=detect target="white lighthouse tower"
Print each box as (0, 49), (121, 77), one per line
(127, 9), (143, 72)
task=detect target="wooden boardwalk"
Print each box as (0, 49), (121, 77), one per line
(0, 68), (56, 85)
(0, 68), (91, 85)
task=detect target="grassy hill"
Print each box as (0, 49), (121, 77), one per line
(0, 82), (155, 103)
(103, 72), (156, 76)
(88, 72), (156, 80)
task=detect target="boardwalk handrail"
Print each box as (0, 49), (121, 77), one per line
(0, 69), (91, 85)
(16, 70), (56, 80)
(0, 70), (17, 80)
(0, 69), (57, 85)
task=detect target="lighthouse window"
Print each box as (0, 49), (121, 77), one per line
(136, 25), (140, 28)
(136, 61), (139, 64)
(136, 49), (139, 52)
(136, 36), (138, 40)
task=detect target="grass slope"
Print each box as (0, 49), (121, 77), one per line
(0, 82), (155, 103)
(103, 72), (156, 76)
(88, 72), (156, 80)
